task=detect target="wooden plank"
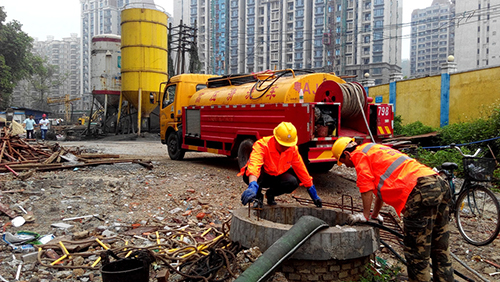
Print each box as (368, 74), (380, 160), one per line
(0, 141), (6, 162)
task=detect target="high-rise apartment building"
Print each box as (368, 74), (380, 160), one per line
(11, 34), (81, 113)
(410, 0), (455, 76)
(455, 0), (500, 71)
(173, 0), (402, 84)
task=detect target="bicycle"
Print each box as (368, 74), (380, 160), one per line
(439, 144), (500, 246)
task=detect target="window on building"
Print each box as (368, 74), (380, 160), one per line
(373, 55), (382, 62)
(374, 8), (383, 17)
(364, 35), (370, 43)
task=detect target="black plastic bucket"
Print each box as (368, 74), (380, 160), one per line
(101, 259), (149, 282)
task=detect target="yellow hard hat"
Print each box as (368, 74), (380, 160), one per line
(332, 137), (355, 166)
(273, 122), (298, 147)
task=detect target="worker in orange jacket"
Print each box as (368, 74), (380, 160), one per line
(239, 122), (322, 208)
(332, 137), (453, 282)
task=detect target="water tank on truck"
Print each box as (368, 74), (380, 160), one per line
(158, 70), (393, 172)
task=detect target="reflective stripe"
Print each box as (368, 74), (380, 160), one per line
(362, 143), (376, 153)
(376, 155), (410, 201)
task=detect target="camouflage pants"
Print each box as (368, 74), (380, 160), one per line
(403, 174), (454, 282)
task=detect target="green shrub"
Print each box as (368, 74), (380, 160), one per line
(393, 115), (403, 136)
(409, 147), (464, 174)
(398, 121), (437, 137)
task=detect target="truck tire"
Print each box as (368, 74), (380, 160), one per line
(238, 139), (254, 169)
(167, 131), (185, 160)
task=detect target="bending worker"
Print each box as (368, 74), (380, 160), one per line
(331, 137), (453, 282)
(239, 122), (322, 208)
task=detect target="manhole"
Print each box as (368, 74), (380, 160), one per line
(231, 205), (379, 281)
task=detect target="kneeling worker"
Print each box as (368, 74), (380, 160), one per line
(331, 137), (453, 282)
(239, 122), (322, 208)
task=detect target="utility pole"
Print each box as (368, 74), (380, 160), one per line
(168, 20), (198, 76)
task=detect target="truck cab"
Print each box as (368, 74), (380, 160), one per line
(159, 74), (216, 158)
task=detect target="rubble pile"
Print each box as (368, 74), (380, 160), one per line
(0, 144), (257, 282)
(0, 130), (151, 176)
(1, 135), (499, 281)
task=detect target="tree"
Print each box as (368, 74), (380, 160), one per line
(27, 56), (67, 111)
(0, 7), (34, 108)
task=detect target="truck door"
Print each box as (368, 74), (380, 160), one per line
(160, 84), (177, 139)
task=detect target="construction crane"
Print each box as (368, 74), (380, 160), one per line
(47, 94), (81, 123)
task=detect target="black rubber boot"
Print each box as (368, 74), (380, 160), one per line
(253, 192), (263, 208)
(266, 194), (277, 206)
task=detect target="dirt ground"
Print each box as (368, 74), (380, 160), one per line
(0, 133), (499, 282)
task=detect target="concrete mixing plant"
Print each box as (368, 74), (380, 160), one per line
(118, 5), (169, 135)
(91, 34), (122, 130)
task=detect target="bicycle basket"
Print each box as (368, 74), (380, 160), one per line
(463, 157), (496, 181)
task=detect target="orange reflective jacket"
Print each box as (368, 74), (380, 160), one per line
(351, 143), (436, 215)
(238, 136), (313, 187)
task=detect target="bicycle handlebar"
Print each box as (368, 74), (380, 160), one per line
(449, 143), (482, 158)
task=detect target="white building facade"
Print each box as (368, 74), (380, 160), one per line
(410, 0), (455, 76)
(454, 0), (500, 71)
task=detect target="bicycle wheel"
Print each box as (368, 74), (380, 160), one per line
(455, 185), (500, 246)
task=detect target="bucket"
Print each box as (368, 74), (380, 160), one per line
(101, 259), (149, 282)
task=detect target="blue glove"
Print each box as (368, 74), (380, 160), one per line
(307, 185), (322, 208)
(241, 181), (259, 205)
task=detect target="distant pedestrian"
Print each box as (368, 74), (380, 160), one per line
(23, 115), (36, 139)
(39, 114), (50, 140)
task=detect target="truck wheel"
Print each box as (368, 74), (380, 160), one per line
(308, 162), (335, 173)
(167, 131), (185, 160)
(238, 139), (254, 169)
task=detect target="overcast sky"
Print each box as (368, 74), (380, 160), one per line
(2, 0), (433, 60)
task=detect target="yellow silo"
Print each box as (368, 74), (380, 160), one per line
(120, 7), (168, 133)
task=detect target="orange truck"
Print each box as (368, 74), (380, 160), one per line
(156, 69), (393, 172)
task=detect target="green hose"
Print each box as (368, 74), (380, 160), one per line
(234, 215), (328, 282)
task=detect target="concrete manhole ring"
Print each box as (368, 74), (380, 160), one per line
(230, 205), (380, 281)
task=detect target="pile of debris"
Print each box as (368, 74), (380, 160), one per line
(0, 128), (152, 176)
